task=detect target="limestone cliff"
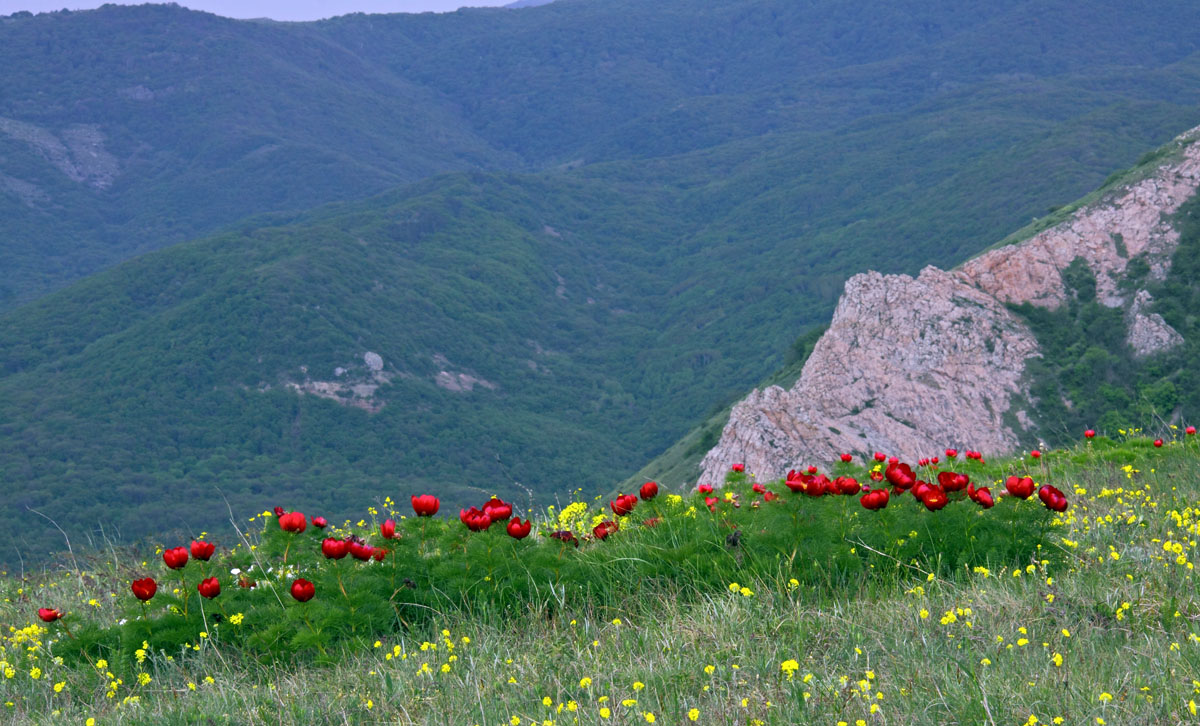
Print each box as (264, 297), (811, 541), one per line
(698, 125), (1200, 486)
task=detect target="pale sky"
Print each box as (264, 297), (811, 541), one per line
(0, 1), (518, 21)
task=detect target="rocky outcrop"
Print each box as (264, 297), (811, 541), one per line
(698, 125), (1200, 486)
(958, 141), (1200, 308)
(284, 353), (393, 413)
(698, 267), (1039, 484)
(432, 353), (497, 393)
(1126, 290), (1184, 357)
(0, 117), (120, 190)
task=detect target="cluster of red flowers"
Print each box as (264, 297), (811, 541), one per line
(47, 425), (1200, 624)
(457, 496), (532, 539)
(784, 469), (862, 497)
(593, 481), (662, 536)
(321, 535), (388, 561)
(725, 447), (1069, 515)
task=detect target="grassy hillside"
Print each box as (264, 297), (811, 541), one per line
(4, 0), (1200, 303)
(1, 433), (1197, 724)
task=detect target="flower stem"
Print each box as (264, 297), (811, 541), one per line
(301, 610), (326, 656)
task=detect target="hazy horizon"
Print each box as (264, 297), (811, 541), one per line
(0, 0), (516, 21)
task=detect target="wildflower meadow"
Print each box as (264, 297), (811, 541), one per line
(2, 429), (1200, 724)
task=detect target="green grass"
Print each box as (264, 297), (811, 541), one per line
(2, 433), (1199, 724)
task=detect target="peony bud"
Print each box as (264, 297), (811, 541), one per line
(190, 540), (215, 561)
(197, 577), (221, 599)
(37, 607), (62, 623)
(639, 481), (659, 501)
(290, 578), (315, 602)
(162, 546), (188, 570)
(131, 577), (157, 602)
(412, 494), (440, 517)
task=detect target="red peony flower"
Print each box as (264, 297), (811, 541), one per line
(869, 470), (884, 482)
(1030, 450), (1041, 459)
(835, 477), (861, 495)
(1038, 485), (1068, 512)
(273, 506), (285, 517)
(380, 519), (396, 540)
(806, 465), (818, 475)
(1005, 476), (1035, 500)
(752, 482), (766, 494)
(290, 578), (315, 602)
(37, 607), (62, 623)
(1154, 438), (1164, 448)
(349, 539), (374, 561)
(805, 475), (830, 497)
(731, 463), (745, 473)
(1187, 426), (1196, 436)
(936, 471), (969, 493)
(412, 494), (440, 517)
(888, 456), (899, 465)
(885, 462), (916, 490)
(763, 491), (779, 502)
(549, 530), (579, 547)
(312, 515), (328, 529)
(873, 451), (886, 462)
(704, 496), (718, 512)
(197, 577), (221, 599)
(482, 497), (513, 522)
(859, 489), (889, 510)
(610, 494), (638, 517)
(840, 453), (853, 463)
(919, 488), (948, 511)
(190, 540), (215, 561)
(593, 520), (619, 540)
(506, 517), (532, 539)
(131, 577), (157, 602)
(372, 547), (388, 562)
(697, 484), (713, 494)
(278, 511), (307, 533)
(967, 483), (995, 509)
(1084, 429), (1096, 439)
(460, 507), (493, 532)
(640, 481), (659, 500)
(321, 537), (349, 559)
(918, 458), (929, 467)
(912, 480), (933, 500)
(945, 448), (958, 459)
(162, 546), (188, 570)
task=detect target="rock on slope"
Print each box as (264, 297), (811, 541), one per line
(698, 125), (1200, 486)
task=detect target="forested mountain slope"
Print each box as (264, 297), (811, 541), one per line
(4, 0), (1200, 303)
(3, 0), (1200, 561)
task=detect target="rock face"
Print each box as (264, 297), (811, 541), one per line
(698, 125), (1200, 486)
(0, 117), (120, 190)
(697, 267), (1039, 484)
(1126, 290), (1184, 357)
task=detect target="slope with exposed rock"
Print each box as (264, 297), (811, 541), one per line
(698, 125), (1200, 486)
